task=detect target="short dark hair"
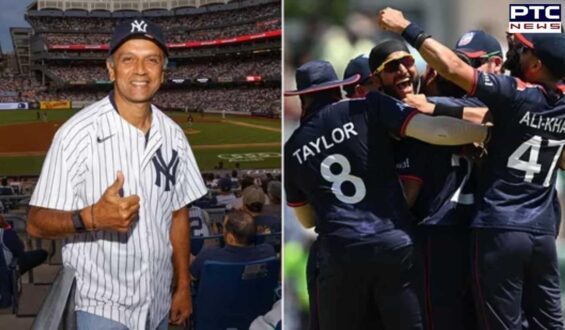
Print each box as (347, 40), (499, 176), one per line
(300, 88), (341, 118)
(224, 210), (256, 245)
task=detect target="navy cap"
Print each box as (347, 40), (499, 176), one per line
(110, 18), (168, 56)
(284, 60), (360, 96)
(455, 30), (502, 59)
(343, 54), (371, 97)
(515, 33), (565, 78)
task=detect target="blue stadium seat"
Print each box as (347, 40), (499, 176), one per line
(191, 235), (224, 256)
(254, 215), (281, 233)
(194, 257), (280, 330)
(255, 233), (281, 253)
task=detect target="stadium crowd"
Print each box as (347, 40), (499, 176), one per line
(45, 57), (280, 82)
(0, 69), (42, 103)
(153, 87), (280, 112)
(9, 87), (280, 114)
(42, 19), (280, 46)
(27, 3), (280, 33)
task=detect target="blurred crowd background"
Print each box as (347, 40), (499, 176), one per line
(283, 0), (565, 328)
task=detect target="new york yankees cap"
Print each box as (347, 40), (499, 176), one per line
(110, 18), (169, 56)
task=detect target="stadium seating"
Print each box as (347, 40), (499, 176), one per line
(255, 232), (281, 253)
(191, 235), (224, 256)
(194, 257), (280, 330)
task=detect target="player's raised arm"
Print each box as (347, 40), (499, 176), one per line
(377, 7), (476, 94)
(404, 113), (488, 145)
(404, 94), (489, 125)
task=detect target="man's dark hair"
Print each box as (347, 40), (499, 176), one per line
(299, 88), (341, 120)
(224, 210), (256, 245)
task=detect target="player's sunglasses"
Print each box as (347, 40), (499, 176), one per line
(373, 54), (415, 74)
(459, 51), (501, 68)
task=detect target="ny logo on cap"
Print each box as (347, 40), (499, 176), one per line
(131, 20), (148, 33)
(152, 148), (179, 192)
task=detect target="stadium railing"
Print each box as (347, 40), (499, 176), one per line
(204, 208), (226, 224)
(32, 267), (76, 330)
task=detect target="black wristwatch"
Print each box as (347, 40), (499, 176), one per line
(71, 211), (86, 233)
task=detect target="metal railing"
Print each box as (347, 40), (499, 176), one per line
(32, 267), (76, 330)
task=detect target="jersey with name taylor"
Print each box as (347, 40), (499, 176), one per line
(285, 92), (416, 245)
(471, 72), (565, 235)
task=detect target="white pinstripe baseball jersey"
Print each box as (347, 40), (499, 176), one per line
(30, 94), (207, 330)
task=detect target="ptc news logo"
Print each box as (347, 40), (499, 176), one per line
(508, 4), (562, 33)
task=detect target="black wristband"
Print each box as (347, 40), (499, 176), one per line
(71, 211), (86, 233)
(434, 103), (464, 119)
(401, 22), (431, 50)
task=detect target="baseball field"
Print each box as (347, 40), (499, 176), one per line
(0, 109), (281, 176)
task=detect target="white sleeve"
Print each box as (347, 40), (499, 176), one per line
(29, 129), (83, 211)
(404, 113), (488, 146)
(172, 132), (207, 210)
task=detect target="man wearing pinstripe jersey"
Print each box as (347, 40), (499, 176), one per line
(27, 19), (207, 330)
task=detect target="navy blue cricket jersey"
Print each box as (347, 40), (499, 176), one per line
(470, 72), (565, 235)
(395, 96), (485, 226)
(285, 92), (417, 247)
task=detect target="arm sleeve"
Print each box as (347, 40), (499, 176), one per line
(29, 129), (83, 211)
(366, 92), (418, 137)
(172, 131), (208, 211)
(428, 96), (486, 107)
(468, 71), (517, 120)
(404, 114), (488, 145)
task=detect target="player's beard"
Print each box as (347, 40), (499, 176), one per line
(503, 49), (525, 80)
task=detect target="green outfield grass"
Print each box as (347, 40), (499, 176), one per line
(168, 113), (281, 129)
(182, 122), (279, 145)
(0, 156), (47, 176)
(0, 109), (78, 125)
(0, 110), (280, 175)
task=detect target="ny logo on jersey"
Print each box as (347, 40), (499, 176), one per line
(152, 148), (179, 191)
(130, 20), (148, 33)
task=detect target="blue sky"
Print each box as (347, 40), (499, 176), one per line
(0, 0), (35, 53)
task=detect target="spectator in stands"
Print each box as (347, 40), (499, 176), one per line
(0, 215), (47, 275)
(26, 19), (206, 329)
(262, 180), (281, 222)
(189, 204), (213, 237)
(215, 177), (238, 210)
(190, 210), (276, 280)
(230, 170), (240, 189)
(242, 185), (280, 233)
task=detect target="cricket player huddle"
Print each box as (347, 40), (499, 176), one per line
(285, 7), (565, 330)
